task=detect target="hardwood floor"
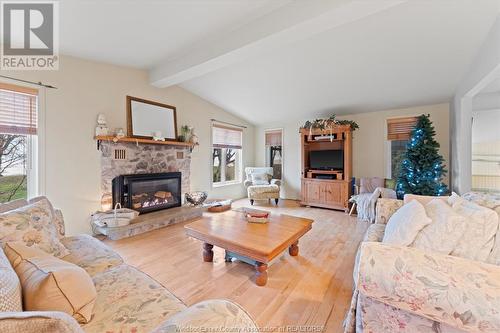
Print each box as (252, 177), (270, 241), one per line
(105, 199), (369, 332)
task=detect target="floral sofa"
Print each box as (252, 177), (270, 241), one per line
(0, 198), (258, 333)
(344, 192), (500, 333)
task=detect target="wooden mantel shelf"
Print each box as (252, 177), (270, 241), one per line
(95, 135), (195, 148)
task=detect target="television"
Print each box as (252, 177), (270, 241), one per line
(309, 150), (343, 170)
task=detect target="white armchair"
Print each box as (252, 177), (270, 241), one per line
(244, 167), (281, 205)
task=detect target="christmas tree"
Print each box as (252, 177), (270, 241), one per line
(396, 114), (448, 197)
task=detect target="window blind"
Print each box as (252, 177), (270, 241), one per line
(265, 130), (282, 146)
(387, 116), (417, 140)
(0, 83), (38, 135)
(212, 123), (242, 149)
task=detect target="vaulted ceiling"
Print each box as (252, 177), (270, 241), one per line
(60, 0), (500, 125)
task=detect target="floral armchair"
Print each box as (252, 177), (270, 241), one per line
(345, 197), (500, 333)
(244, 167), (281, 205)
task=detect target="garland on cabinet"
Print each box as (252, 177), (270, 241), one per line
(300, 115), (359, 141)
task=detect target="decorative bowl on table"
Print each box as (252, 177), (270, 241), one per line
(185, 191), (208, 206)
(246, 212), (269, 224)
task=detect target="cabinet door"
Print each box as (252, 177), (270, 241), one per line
(303, 180), (322, 204)
(323, 182), (344, 207)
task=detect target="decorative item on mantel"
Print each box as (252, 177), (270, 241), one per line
(113, 128), (125, 142)
(178, 125), (199, 152)
(301, 114), (359, 141)
(178, 125), (191, 142)
(185, 191), (208, 206)
(152, 131), (165, 141)
(95, 113), (109, 136)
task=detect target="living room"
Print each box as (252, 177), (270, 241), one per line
(0, 1), (499, 333)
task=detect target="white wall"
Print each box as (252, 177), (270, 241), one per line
(472, 109), (500, 143)
(1, 55), (254, 235)
(451, 16), (500, 194)
(255, 103), (450, 200)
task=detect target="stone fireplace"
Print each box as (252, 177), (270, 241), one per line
(100, 141), (191, 210)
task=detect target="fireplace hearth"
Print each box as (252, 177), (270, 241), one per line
(112, 172), (181, 214)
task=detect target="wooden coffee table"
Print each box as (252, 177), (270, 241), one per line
(184, 210), (313, 286)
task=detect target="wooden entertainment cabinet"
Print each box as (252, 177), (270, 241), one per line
(300, 125), (352, 211)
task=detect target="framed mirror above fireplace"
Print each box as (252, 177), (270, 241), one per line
(127, 96), (178, 140)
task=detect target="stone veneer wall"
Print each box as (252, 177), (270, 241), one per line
(100, 141), (191, 207)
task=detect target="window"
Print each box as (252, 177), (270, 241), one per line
(265, 129), (283, 179)
(0, 83), (38, 202)
(387, 117), (417, 179)
(471, 110), (500, 193)
(212, 124), (242, 186)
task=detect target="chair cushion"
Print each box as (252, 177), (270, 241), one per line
(0, 198), (69, 258)
(382, 200), (432, 246)
(61, 234), (123, 277)
(411, 199), (467, 255)
(5, 242), (96, 324)
(250, 173), (269, 185)
(247, 184), (280, 195)
(0, 247), (22, 311)
(82, 264), (186, 333)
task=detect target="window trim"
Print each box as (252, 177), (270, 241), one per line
(211, 123), (243, 188)
(211, 147), (243, 187)
(385, 116), (417, 179)
(0, 79), (45, 198)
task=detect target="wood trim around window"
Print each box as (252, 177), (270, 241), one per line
(0, 82), (38, 96)
(387, 116), (418, 140)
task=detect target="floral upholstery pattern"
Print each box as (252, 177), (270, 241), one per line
(363, 224), (386, 243)
(0, 199), (69, 258)
(61, 234), (123, 277)
(53, 209), (66, 238)
(346, 194), (500, 333)
(356, 294), (466, 333)
(82, 264), (186, 333)
(247, 184), (280, 195)
(0, 311), (85, 333)
(463, 192), (500, 265)
(357, 242), (500, 332)
(374, 198), (403, 224)
(152, 299), (258, 333)
(0, 197), (259, 333)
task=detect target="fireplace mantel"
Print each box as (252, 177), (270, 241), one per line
(95, 135), (195, 149)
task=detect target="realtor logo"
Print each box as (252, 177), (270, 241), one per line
(1, 1), (59, 70)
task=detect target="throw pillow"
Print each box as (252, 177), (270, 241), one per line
(403, 194), (449, 206)
(4, 242), (96, 324)
(0, 247), (22, 311)
(0, 198), (69, 258)
(411, 199), (467, 255)
(382, 200), (432, 246)
(450, 199), (499, 262)
(251, 173), (269, 185)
